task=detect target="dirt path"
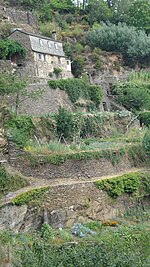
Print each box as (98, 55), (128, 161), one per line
(1, 167), (149, 207)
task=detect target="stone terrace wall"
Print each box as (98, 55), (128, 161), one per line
(0, 182), (149, 232)
(18, 83), (73, 115)
(12, 155), (132, 180)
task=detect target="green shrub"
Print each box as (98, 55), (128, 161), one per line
(0, 39), (26, 60)
(94, 60), (103, 71)
(112, 81), (150, 111)
(74, 43), (84, 54)
(90, 52), (100, 62)
(11, 187), (49, 205)
(140, 111), (150, 126)
(4, 114), (33, 147)
(53, 67), (62, 78)
(55, 107), (74, 139)
(48, 78), (103, 108)
(86, 23), (150, 64)
(40, 223), (54, 240)
(95, 172), (150, 198)
(71, 56), (85, 77)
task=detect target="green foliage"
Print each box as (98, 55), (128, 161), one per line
(0, 39), (26, 60)
(142, 129), (150, 155)
(128, 0), (150, 33)
(0, 167), (28, 198)
(140, 111), (150, 126)
(94, 172), (150, 198)
(84, 220), (102, 231)
(1, 223), (149, 267)
(55, 107), (74, 139)
(71, 55), (85, 77)
(5, 114), (33, 147)
(48, 0), (75, 13)
(128, 144), (148, 167)
(0, 73), (26, 96)
(53, 67), (62, 77)
(36, 2), (52, 23)
(48, 78), (103, 107)
(86, 0), (111, 26)
(40, 223), (54, 240)
(26, 143), (146, 167)
(25, 140), (70, 154)
(11, 187), (49, 205)
(112, 74), (150, 111)
(86, 23), (150, 64)
(74, 43), (84, 54)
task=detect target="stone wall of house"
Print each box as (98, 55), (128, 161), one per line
(9, 31), (36, 78)
(34, 52), (72, 79)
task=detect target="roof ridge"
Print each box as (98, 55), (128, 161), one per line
(9, 29), (62, 43)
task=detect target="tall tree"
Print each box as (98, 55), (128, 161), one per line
(86, 0), (111, 25)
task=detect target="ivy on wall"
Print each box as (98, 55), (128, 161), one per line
(48, 78), (103, 108)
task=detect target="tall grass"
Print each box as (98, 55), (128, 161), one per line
(24, 140), (71, 154)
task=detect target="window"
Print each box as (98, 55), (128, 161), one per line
(67, 60), (70, 65)
(48, 41), (51, 48)
(38, 53), (42, 60)
(54, 43), (58, 50)
(39, 39), (43, 46)
(58, 57), (61, 64)
(38, 53), (46, 61)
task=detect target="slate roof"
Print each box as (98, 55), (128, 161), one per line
(9, 29), (65, 57)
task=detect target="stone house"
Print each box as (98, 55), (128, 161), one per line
(8, 29), (72, 81)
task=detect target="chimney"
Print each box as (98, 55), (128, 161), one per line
(51, 31), (57, 40)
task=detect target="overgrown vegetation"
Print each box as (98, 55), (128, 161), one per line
(48, 78), (103, 107)
(95, 172), (150, 198)
(0, 167), (28, 198)
(0, 39), (26, 60)
(86, 23), (150, 65)
(23, 143), (148, 168)
(112, 71), (150, 111)
(0, 222), (149, 267)
(11, 187), (49, 205)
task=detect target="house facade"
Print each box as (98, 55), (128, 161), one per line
(8, 29), (72, 80)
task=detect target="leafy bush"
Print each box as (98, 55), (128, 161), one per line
(48, 78), (103, 107)
(4, 114), (33, 147)
(112, 81), (150, 111)
(1, 224), (149, 267)
(95, 172), (150, 198)
(11, 187), (49, 205)
(40, 224), (54, 240)
(140, 111), (150, 126)
(86, 23), (150, 64)
(71, 55), (85, 77)
(55, 107), (74, 139)
(0, 39), (26, 60)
